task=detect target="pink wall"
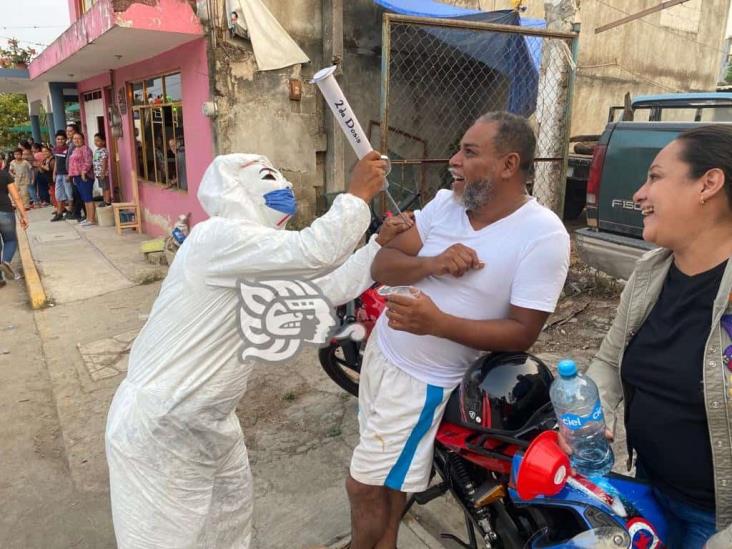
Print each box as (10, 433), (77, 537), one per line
(112, 38), (213, 236)
(31, 0), (202, 80)
(30, 1), (116, 79)
(115, 0), (202, 33)
(78, 72), (112, 92)
(68, 0), (81, 23)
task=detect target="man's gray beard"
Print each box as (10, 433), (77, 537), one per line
(460, 178), (495, 211)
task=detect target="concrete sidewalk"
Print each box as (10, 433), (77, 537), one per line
(14, 207), (462, 548)
(23, 207), (167, 306)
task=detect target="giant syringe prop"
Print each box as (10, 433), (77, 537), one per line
(311, 66), (405, 219)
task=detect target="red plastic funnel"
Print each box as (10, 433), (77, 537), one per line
(515, 431), (571, 500)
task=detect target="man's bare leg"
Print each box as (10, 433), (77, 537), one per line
(346, 475), (390, 548)
(374, 488), (406, 549)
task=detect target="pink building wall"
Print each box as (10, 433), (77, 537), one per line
(68, 0), (81, 23)
(112, 38), (213, 236)
(33, 0), (202, 80)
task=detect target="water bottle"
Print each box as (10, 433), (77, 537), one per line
(171, 214), (189, 245)
(550, 359), (614, 477)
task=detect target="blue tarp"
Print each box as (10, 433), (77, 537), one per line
(373, 0), (546, 116)
(373, 0), (482, 17)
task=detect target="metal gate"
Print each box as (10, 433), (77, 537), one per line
(379, 13), (579, 215)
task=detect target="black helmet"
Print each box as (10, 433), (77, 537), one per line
(444, 352), (554, 434)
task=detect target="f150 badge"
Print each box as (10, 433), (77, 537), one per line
(611, 199), (642, 211)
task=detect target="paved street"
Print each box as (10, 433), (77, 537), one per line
(0, 271), (115, 548)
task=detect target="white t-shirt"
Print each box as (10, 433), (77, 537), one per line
(376, 189), (570, 388)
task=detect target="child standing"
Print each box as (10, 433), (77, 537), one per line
(93, 134), (110, 206)
(9, 149), (32, 209)
(32, 143), (50, 206)
(38, 146), (54, 209)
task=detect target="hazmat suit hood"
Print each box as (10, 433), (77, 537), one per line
(197, 153), (297, 229)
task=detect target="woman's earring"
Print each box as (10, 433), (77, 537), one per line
(700, 195), (706, 205)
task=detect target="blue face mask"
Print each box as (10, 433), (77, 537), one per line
(263, 187), (297, 216)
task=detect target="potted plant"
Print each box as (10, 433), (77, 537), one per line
(0, 39), (36, 69)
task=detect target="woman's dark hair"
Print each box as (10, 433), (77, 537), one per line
(55, 130), (66, 138)
(31, 143), (41, 152)
(676, 125), (732, 209)
(94, 132), (105, 143)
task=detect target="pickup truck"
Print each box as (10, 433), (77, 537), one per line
(564, 140), (595, 220)
(575, 92), (732, 280)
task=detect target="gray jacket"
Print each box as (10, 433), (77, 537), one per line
(586, 248), (732, 545)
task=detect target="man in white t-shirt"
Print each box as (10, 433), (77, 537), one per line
(345, 112), (570, 548)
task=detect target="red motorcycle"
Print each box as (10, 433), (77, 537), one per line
(319, 280), (668, 549)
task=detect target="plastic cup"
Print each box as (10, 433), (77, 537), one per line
(377, 285), (421, 299)
(311, 66), (372, 160)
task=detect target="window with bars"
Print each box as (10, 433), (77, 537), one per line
(129, 73), (187, 191)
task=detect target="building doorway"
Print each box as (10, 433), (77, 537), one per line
(82, 90), (105, 152)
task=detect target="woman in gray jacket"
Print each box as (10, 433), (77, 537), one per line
(584, 125), (732, 549)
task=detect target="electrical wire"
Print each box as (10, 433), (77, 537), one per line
(593, 0), (728, 57)
(0, 26), (65, 30)
(0, 35), (49, 47)
(577, 60), (683, 92)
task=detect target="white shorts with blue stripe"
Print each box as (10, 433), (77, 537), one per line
(349, 338), (453, 493)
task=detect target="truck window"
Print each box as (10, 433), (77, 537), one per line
(660, 108), (699, 122)
(632, 109), (651, 122)
(702, 107), (732, 122)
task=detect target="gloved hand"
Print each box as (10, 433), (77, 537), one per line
(348, 151), (388, 204)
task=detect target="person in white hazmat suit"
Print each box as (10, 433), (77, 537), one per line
(105, 151), (409, 548)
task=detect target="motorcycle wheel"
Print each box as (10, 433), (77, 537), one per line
(318, 341), (361, 397)
(491, 501), (526, 549)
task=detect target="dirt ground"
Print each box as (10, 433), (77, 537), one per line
(533, 245), (623, 364)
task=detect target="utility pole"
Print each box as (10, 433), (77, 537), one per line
(533, 0), (578, 217)
(322, 0), (345, 193)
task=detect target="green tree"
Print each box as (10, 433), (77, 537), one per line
(0, 93), (30, 150)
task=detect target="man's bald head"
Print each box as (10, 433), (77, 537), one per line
(476, 112), (536, 178)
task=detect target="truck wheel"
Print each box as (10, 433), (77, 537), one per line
(563, 191), (586, 220)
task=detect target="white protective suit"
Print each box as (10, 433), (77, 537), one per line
(105, 154), (380, 548)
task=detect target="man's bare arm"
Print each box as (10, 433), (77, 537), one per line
(435, 306), (549, 351)
(386, 295), (548, 351)
(371, 225), (483, 285)
(370, 225), (431, 285)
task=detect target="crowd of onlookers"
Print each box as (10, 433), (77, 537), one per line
(0, 123), (111, 288)
(0, 122), (110, 227)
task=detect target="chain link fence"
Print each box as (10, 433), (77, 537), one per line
(379, 14), (578, 215)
